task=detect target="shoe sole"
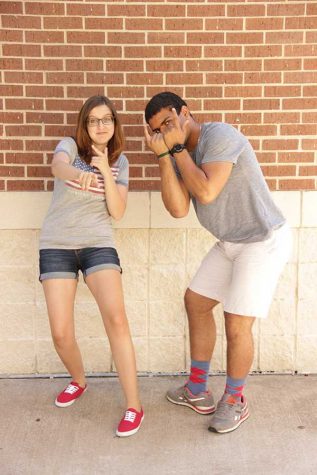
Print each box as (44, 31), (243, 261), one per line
(166, 394), (215, 415)
(55, 386), (87, 408)
(208, 409), (250, 434)
(116, 415), (144, 437)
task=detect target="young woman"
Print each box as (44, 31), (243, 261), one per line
(39, 95), (143, 437)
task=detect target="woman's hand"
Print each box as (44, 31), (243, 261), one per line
(78, 171), (99, 191)
(90, 144), (111, 176)
(144, 125), (169, 157)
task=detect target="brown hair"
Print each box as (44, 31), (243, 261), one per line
(76, 95), (124, 166)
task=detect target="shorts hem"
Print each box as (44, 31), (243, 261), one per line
(84, 263), (122, 278)
(39, 272), (78, 282)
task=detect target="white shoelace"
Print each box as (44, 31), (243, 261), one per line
(123, 410), (136, 423)
(64, 384), (79, 395)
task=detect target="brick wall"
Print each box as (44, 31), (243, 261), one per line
(1, 0), (317, 192)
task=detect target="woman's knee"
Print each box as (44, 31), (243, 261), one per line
(52, 330), (75, 349)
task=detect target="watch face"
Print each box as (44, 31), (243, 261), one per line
(171, 144), (185, 154)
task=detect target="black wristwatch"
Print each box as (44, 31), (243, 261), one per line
(170, 143), (186, 156)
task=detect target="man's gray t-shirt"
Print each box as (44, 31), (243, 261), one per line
(181, 122), (285, 243)
(39, 137), (129, 250)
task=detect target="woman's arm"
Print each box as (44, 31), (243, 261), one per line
(52, 151), (99, 191)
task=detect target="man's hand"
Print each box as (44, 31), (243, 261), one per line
(162, 108), (189, 151)
(144, 124), (169, 157)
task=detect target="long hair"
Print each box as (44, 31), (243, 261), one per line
(76, 95), (124, 166)
(145, 91), (188, 123)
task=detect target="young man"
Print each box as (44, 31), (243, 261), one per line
(144, 91), (292, 434)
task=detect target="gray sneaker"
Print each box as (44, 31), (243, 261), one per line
(208, 393), (249, 433)
(166, 385), (216, 415)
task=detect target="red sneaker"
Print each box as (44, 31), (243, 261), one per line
(116, 408), (144, 437)
(55, 381), (87, 408)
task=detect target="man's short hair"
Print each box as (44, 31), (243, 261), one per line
(145, 91), (188, 123)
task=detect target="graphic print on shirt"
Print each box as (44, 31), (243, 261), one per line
(65, 156), (119, 197)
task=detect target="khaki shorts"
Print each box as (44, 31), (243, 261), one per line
(189, 223), (292, 319)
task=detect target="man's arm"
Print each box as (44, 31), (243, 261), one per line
(144, 124), (190, 217)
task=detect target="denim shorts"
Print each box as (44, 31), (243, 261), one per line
(39, 247), (121, 281)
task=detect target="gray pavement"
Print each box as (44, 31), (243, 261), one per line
(1, 375), (317, 475)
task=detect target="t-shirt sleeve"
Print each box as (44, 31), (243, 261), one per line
(115, 154), (129, 187)
(54, 137), (78, 164)
(201, 123), (248, 166)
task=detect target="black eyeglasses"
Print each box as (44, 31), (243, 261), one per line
(87, 117), (114, 127)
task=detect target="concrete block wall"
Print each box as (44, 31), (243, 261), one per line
(0, 191), (316, 375)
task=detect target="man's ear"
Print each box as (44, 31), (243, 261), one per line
(180, 105), (190, 118)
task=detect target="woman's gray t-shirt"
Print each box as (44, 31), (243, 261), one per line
(182, 122), (285, 243)
(39, 137), (129, 250)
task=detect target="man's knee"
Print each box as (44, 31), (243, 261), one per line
(184, 288), (219, 315)
(224, 313), (255, 341)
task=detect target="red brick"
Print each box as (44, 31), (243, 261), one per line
(129, 167), (143, 178)
(304, 58), (317, 70)
(4, 72), (43, 84)
(0, 85), (23, 96)
(126, 153), (156, 165)
(44, 16), (83, 29)
(263, 139), (298, 151)
(66, 59), (104, 71)
(241, 125), (277, 136)
(124, 46), (162, 58)
(125, 100), (148, 112)
(278, 152), (314, 163)
(25, 31), (64, 43)
(6, 153), (44, 164)
(303, 112), (317, 122)
(25, 2), (64, 15)
(2, 44), (41, 57)
(6, 125), (42, 137)
(85, 46), (122, 58)
(45, 99), (86, 112)
(147, 33), (185, 44)
(284, 72), (317, 83)
(205, 18), (243, 30)
(25, 140), (59, 152)
(0, 112), (23, 124)
(166, 73), (203, 85)
(0, 2), (23, 13)
(126, 18), (163, 30)
(108, 32), (144, 44)
(225, 60), (262, 71)
(205, 46), (242, 58)
(0, 181), (5, 191)
(285, 45), (317, 57)
(225, 113), (262, 125)
(0, 30), (23, 42)
(246, 18), (284, 30)
(281, 124), (317, 135)
(86, 73), (124, 85)
(186, 60), (222, 72)
(0, 58), (23, 70)
(0, 140), (23, 151)
(264, 112), (300, 124)
(286, 17), (317, 29)
(2, 15), (41, 29)
(129, 180), (160, 191)
(124, 140), (143, 152)
(25, 59), (64, 71)
(244, 99), (280, 111)
(266, 31), (303, 44)
(307, 3), (317, 15)
(165, 19), (203, 30)
(127, 73), (163, 85)
(146, 60), (183, 72)
(27, 166), (53, 178)
(244, 72), (282, 83)
(279, 179), (315, 191)
(26, 86), (64, 98)
(228, 4), (265, 16)
(45, 125), (75, 137)
(299, 166), (317, 176)
(264, 86), (301, 97)
(7, 180), (45, 191)
(146, 86), (184, 99)
(266, 179), (277, 191)
(187, 5), (225, 17)
(245, 45), (282, 57)
(227, 32), (263, 44)
(85, 17), (123, 30)
(206, 73), (243, 84)
(0, 166), (25, 177)
(204, 99), (241, 110)
(264, 58), (301, 71)
(107, 4), (145, 16)
(47, 73), (84, 85)
(306, 31), (317, 43)
(302, 140), (317, 150)
(187, 33), (224, 44)
(122, 125), (144, 137)
(165, 46), (202, 58)
(67, 3), (105, 15)
(186, 87), (222, 98)
(6, 98), (44, 110)
(44, 46), (82, 58)
(147, 5), (185, 16)
(46, 181), (54, 191)
(67, 31), (105, 44)
(261, 165), (296, 177)
(66, 86), (106, 99)
(283, 98), (317, 110)
(106, 60), (143, 72)
(145, 167), (160, 178)
(256, 152), (277, 164)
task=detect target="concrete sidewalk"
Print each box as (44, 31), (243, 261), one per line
(0, 375), (316, 475)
